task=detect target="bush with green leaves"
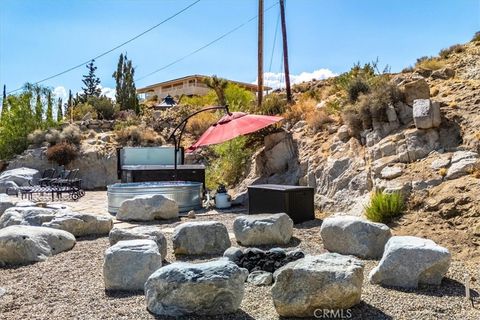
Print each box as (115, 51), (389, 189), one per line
(46, 142), (78, 166)
(364, 191), (405, 223)
(206, 136), (253, 190)
(439, 44), (465, 59)
(88, 96), (117, 120)
(261, 93), (288, 115)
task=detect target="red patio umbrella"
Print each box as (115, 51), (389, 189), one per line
(187, 111), (283, 152)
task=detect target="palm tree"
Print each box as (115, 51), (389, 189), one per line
(204, 75), (228, 106)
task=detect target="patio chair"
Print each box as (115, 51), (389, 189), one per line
(38, 168), (57, 187)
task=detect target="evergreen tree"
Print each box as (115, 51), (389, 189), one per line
(1, 84), (7, 119)
(46, 91), (53, 123)
(57, 97), (63, 122)
(82, 60), (101, 101)
(34, 90), (43, 124)
(113, 53), (139, 113)
(66, 90), (73, 122)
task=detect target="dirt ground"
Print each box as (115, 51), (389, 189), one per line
(1, 192), (480, 320)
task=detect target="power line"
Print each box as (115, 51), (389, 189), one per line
(268, 11), (281, 73)
(136, 1), (279, 82)
(7, 0), (201, 94)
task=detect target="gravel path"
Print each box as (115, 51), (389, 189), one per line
(1, 193), (480, 319)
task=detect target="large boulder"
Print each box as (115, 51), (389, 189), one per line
(401, 78), (430, 105)
(172, 221), (231, 255)
(320, 216), (391, 259)
(103, 239), (162, 291)
(271, 253), (364, 317)
(369, 236), (451, 288)
(0, 225), (76, 265)
(233, 213), (293, 246)
(0, 207), (57, 228)
(413, 99), (441, 129)
(42, 213), (113, 237)
(445, 151), (479, 180)
(109, 226), (167, 259)
(116, 194), (179, 221)
(145, 260), (248, 316)
(0, 195), (15, 215)
(0, 167), (40, 193)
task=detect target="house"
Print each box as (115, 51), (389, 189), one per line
(137, 74), (270, 102)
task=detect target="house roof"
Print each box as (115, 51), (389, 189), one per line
(137, 74), (271, 93)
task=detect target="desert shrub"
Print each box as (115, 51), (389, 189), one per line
(87, 96), (117, 120)
(306, 109), (334, 132)
(186, 111), (218, 137)
(261, 93), (288, 115)
(347, 78), (370, 103)
(284, 97), (316, 123)
(45, 129), (61, 145)
(225, 83), (255, 112)
(46, 142), (78, 166)
(147, 94), (158, 102)
(415, 57), (446, 70)
(206, 136), (252, 189)
(72, 102), (97, 120)
(472, 31), (480, 42)
(401, 66), (414, 73)
(438, 167), (448, 177)
(439, 44), (465, 59)
(114, 109), (137, 121)
(27, 129), (46, 146)
(115, 125), (164, 147)
(60, 124), (82, 145)
(364, 191), (405, 223)
(180, 91), (217, 107)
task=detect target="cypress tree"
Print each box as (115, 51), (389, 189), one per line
(57, 97), (63, 122)
(1, 84), (7, 119)
(81, 60), (101, 101)
(113, 53), (139, 113)
(46, 91), (53, 123)
(34, 90), (43, 124)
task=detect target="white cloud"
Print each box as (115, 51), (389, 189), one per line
(53, 85), (116, 101)
(255, 68), (337, 90)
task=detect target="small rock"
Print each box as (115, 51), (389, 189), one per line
(247, 270), (273, 286)
(187, 210), (196, 219)
(445, 151), (479, 180)
(223, 247), (244, 262)
(431, 157), (451, 170)
(380, 166), (403, 180)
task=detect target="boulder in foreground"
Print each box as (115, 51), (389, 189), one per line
(0, 225), (75, 265)
(109, 226), (167, 259)
(369, 236), (451, 288)
(145, 260), (248, 316)
(172, 221), (231, 255)
(116, 194), (179, 221)
(233, 213), (293, 246)
(271, 253), (364, 317)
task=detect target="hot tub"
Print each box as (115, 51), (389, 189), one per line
(107, 181), (203, 214)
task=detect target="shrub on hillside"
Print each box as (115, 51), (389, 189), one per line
(225, 83), (255, 112)
(87, 96), (117, 120)
(415, 57), (445, 70)
(72, 102), (97, 120)
(261, 93), (288, 115)
(45, 129), (61, 145)
(60, 124), (82, 145)
(364, 191), (404, 223)
(186, 111), (218, 137)
(439, 44), (465, 59)
(472, 31), (480, 42)
(306, 109), (334, 132)
(46, 142), (78, 166)
(347, 78), (370, 103)
(27, 129), (46, 146)
(284, 97), (316, 123)
(115, 125), (164, 147)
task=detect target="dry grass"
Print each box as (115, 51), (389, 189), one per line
(284, 97), (316, 123)
(306, 109), (334, 132)
(416, 58), (446, 70)
(438, 167), (448, 177)
(186, 111), (218, 137)
(115, 125), (164, 147)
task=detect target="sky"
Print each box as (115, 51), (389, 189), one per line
(1, 0), (479, 101)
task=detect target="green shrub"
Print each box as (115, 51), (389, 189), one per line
(72, 102), (97, 120)
(347, 78), (370, 103)
(206, 136), (253, 189)
(472, 31), (480, 42)
(60, 124), (82, 145)
(87, 96), (117, 120)
(364, 191), (405, 223)
(225, 83), (255, 112)
(46, 142), (78, 166)
(439, 44), (465, 59)
(180, 91), (217, 107)
(261, 93), (288, 115)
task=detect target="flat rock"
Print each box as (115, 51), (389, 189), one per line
(320, 215), (391, 259)
(116, 194), (179, 221)
(369, 236), (451, 288)
(109, 226), (167, 259)
(145, 260), (248, 316)
(0, 207), (57, 228)
(431, 157), (451, 170)
(172, 221), (231, 255)
(233, 213), (293, 246)
(247, 270), (273, 286)
(380, 166), (403, 180)
(446, 151), (479, 180)
(103, 239), (162, 291)
(0, 225), (75, 265)
(271, 253), (364, 317)
(43, 213), (113, 237)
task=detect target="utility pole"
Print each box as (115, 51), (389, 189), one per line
(257, 0), (264, 109)
(280, 0), (292, 103)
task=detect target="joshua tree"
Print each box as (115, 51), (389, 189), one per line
(204, 75), (228, 106)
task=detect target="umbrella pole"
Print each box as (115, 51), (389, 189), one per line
(168, 105), (230, 181)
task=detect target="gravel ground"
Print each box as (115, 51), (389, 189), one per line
(1, 193), (480, 319)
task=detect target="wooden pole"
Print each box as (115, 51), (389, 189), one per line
(257, 0), (264, 109)
(280, 0), (292, 103)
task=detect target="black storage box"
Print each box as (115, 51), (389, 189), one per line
(248, 184), (315, 224)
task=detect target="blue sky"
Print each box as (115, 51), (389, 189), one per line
(1, 0), (479, 100)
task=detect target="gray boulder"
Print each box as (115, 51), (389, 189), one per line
(103, 239), (162, 291)
(380, 166), (403, 180)
(431, 67), (455, 80)
(0, 225), (75, 265)
(271, 253), (364, 317)
(233, 213), (293, 246)
(0, 167), (40, 193)
(42, 213), (113, 237)
(446, 151), (479, 180)
(0, 207), (57, 228)
(116, 194), (179, 221)
(320, 215), (391, 259)
(172, 221), (231, 255)
(413, 99), (441, 129)
(401, 78), (430, 105)
(223, 246), (244, 262)
(109, 226), (167, 260)
(0, 195), (15, 215)
(247, 270), (273, 286)
(145, 260), (248, 316)
(369, 236), (451, 288)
